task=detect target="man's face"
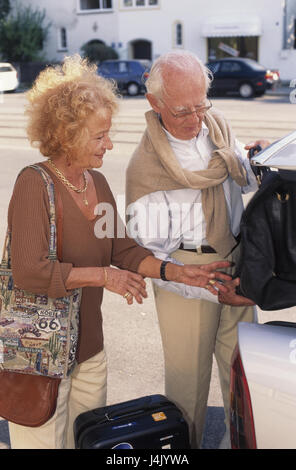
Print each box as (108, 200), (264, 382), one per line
(147, 68), (208, 141)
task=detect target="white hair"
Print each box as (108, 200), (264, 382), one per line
(145, 50), (213, 98)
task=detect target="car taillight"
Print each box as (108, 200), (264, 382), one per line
(143, 71), (149, 79)
(230, 345), (257, 449)
(265, 70), (280, 81)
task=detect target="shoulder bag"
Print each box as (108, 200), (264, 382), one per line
(0, 164), (81, 426)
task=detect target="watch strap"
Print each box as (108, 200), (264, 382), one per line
(160, 260), (169, 281)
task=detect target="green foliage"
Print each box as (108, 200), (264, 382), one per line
(0, 3), (51, 62)
(0, 0), (10, 21)
(81, 40), (118, 63)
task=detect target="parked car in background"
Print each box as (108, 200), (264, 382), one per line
(0, 63), (19, 92)
(98, 60), (149, 96)
(206, 58), (268, 98)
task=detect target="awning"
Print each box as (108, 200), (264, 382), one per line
(202, 16), (262, 37)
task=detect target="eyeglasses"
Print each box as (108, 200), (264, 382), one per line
(159, 98), (212, 119)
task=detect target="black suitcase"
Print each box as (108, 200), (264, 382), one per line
(74, 394), (190, 449)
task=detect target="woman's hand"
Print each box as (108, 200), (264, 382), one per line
(218, 277), (255, 306)
(104, 267), (148, 305)
(166, 261), (233, 296)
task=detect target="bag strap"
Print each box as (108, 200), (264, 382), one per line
(1, 230), (11, 269)
(0, 164), (63, 268)
(55, 186), (63, 262)
(32, 164), (64, 261)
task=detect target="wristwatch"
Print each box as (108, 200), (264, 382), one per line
(160, 260), (170, 281)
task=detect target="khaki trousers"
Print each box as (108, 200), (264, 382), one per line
(153, 247), (256, 449)
(8, 349), (107, 449)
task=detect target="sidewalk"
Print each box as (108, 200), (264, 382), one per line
(266, 83), (291, 96)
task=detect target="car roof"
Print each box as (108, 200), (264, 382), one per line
(101, 59), (140, 63)
(209, 58), (254, 62)
(0, 62), (13, 66)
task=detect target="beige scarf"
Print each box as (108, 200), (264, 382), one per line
(126, 108), (247, 257)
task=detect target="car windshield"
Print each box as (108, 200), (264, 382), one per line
(99, 62), (116, 73)
(207, 62), (219, 73)
(0, 66), (13, 72)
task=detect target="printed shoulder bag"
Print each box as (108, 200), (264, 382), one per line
(0, 164), (81, 379)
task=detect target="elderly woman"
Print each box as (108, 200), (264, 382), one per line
(7, 55), (231, 449)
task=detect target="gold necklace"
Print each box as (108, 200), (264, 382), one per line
(48, 159), (89, 206)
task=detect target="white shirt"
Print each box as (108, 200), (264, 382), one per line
(127, 121), (258, 302)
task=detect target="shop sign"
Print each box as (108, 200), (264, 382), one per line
(218, 42), (239, 57)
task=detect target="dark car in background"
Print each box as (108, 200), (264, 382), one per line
(206, 58), (268, 98)
(98, 60), (149, 96)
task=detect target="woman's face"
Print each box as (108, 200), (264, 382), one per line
(75, 111), (113, 170)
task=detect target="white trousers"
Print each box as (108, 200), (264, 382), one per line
(9, 349), (107, 449)
(153, 247), (257, 449)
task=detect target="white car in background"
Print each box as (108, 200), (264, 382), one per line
(230, 133), (296, 449)
(0, 63), (19, 92)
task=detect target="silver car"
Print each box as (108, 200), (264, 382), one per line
(230, 131), (296, 449)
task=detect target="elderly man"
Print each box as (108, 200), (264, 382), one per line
(125, 51), (258, 449)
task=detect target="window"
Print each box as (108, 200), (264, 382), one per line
(58, 27), (68, 50)
(174, 22), (183, 47)
(79, 0), (112, 11)
(207, 37), (258, 61)
(122, 0), (158, 7)
(118, 62), (129, 73)
(220, 62), (242, 73)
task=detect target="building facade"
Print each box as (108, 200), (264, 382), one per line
(24, 0), (296, 81)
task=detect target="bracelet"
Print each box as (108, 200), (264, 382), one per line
(160, 260), (170, 281)
(103, 267), (108, 285)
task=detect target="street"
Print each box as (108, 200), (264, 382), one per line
(0, 90), (296, 449)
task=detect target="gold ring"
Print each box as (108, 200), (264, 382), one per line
(209, 280), (216, 285)
(124, 292), (132, 299)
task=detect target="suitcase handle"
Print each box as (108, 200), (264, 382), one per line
(105, 409), (144, 421)
(104, 397), (166, 422)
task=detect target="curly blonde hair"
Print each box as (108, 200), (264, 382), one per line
(26, 54), (119, 160)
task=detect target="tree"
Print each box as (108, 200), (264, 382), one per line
(0, 0), (10, 21)
(0, 3), (50, 62)
(81, 40), (119, 63)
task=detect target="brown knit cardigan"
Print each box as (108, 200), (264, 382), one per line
(7, 165), (151, 363)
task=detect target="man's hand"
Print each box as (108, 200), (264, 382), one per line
(169, 261), (233, 296)
(218, 277), (255, 306)
(244, 140), (271, 157)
